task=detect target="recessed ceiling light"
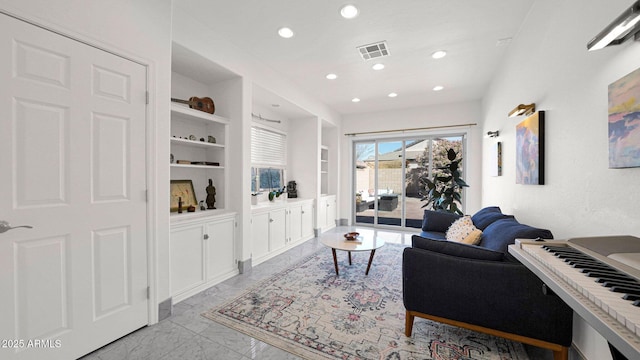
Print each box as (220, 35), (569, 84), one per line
(433, 85), (444, 91)
(352, 98), (361, 103)
(431, 50), (447, 59)
(278, 27), (294, 38)
(326, 73), (338, 80)
(388, 92), (398, 98)
(340, 5), (359, 19)
(372, 63), (385, 70)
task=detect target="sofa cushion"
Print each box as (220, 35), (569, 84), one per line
(480, 218), (554, 253)
(463, 229), (483, 245)
(421, 210), (462, 233)
(446, 216), (482, 245)
(471, 206), (515, 230)
(411, 235), (504, 261)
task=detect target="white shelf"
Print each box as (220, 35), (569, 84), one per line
(170, 137), (225, 149)
(171, 164), (225, 169)
(171, 103), (230, 125)
(170, 208), (235, 224)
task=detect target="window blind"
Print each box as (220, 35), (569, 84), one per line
(251, 126), (286, 165)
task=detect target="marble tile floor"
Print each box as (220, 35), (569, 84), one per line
(80, 226), (554, 360)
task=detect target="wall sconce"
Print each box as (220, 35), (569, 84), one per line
(486, 131), (500, 138)
(508, 103), (536, 117)
(587, 0), (640, 51)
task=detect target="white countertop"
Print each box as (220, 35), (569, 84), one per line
(170, 208), (236, 224)
(251, 197), (314, 210)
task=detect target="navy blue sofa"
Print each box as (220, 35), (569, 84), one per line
(403, 207), (573, 360)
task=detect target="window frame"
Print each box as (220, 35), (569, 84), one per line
(251, 167), (285, 193)
(351, 130), (468, 229)
(250, 124), (287, 193)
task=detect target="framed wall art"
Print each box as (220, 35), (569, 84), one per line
(170, 179), (197, 212)
(516, 111), (545, 185)
(489, 141), (502, 177)
(608, 67), (640, 168)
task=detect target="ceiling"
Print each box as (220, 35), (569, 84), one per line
(177, 0), (535, 118)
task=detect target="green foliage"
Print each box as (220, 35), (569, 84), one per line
(420, 148), (468, 215)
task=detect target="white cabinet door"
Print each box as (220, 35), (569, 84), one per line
(170, 224), (205, 297)
(288, 205), (302, 243)
(327, 196), (337, 229)
(301, 202), (314, 239)
(318, 198), (327, 231)
(205, 217), (235, 280)
(318, 196), (336, 231)
(269, 208), (287, 252)
(251, 212), (270, 260)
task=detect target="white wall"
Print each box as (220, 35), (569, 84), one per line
(289, 117), (320, 200)
(0, 0), (173, 322)
(481, 0), (640, 358)
(340, 100), (483, 222)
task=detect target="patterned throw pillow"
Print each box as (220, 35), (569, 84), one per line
(446, 216), (483, 245)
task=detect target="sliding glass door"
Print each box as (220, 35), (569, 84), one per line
(354, 142), (375, 222)
(354, 135), (465, 229)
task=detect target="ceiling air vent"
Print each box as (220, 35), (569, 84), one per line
(356, 41), (390, 60)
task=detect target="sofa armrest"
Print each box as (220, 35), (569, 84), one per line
(402, 246), (573, 346)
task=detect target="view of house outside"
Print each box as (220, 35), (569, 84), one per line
(354, 136), (464, 228)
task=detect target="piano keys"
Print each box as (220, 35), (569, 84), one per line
(542, 245), (640, 306)
(509, 236), (640, 360)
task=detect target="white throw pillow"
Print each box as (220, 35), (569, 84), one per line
(446, 215), (483, 245)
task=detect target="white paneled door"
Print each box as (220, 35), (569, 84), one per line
(0, 14), (149, 360)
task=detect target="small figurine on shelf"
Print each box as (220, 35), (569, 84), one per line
(206, 179), (216, 209)
(187, 205), (196, 212)
(199, 200), (206, 211)
(178, 197), (183, 213)
(287, 180), (298, 198)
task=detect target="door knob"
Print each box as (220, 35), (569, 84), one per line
(0, 221), (33, 234)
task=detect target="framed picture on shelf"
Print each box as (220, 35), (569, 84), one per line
(170, 180), (197, 212)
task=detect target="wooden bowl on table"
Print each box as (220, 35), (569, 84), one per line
(344, 232), (359, 241)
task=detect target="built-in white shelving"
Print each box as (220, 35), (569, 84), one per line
(321, 146), (329, 195)
(168, 43), (240, 302)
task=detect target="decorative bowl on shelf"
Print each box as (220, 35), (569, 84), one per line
(344, 232), (359, 241)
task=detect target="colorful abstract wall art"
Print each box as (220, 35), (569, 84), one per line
(516, 111), (545, 185)
(608, 67), (640, 168)
(489, 141), (502, 177)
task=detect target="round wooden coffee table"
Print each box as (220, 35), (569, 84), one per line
(321, 233), (386, 275)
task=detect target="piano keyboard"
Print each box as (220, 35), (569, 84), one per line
(510, 238), (640, 360)
(542, 246), (640, 306)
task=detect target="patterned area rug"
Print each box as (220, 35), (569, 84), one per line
(202, 243), (529, 360)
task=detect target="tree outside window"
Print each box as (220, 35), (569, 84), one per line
(251, 167), (283, 192)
